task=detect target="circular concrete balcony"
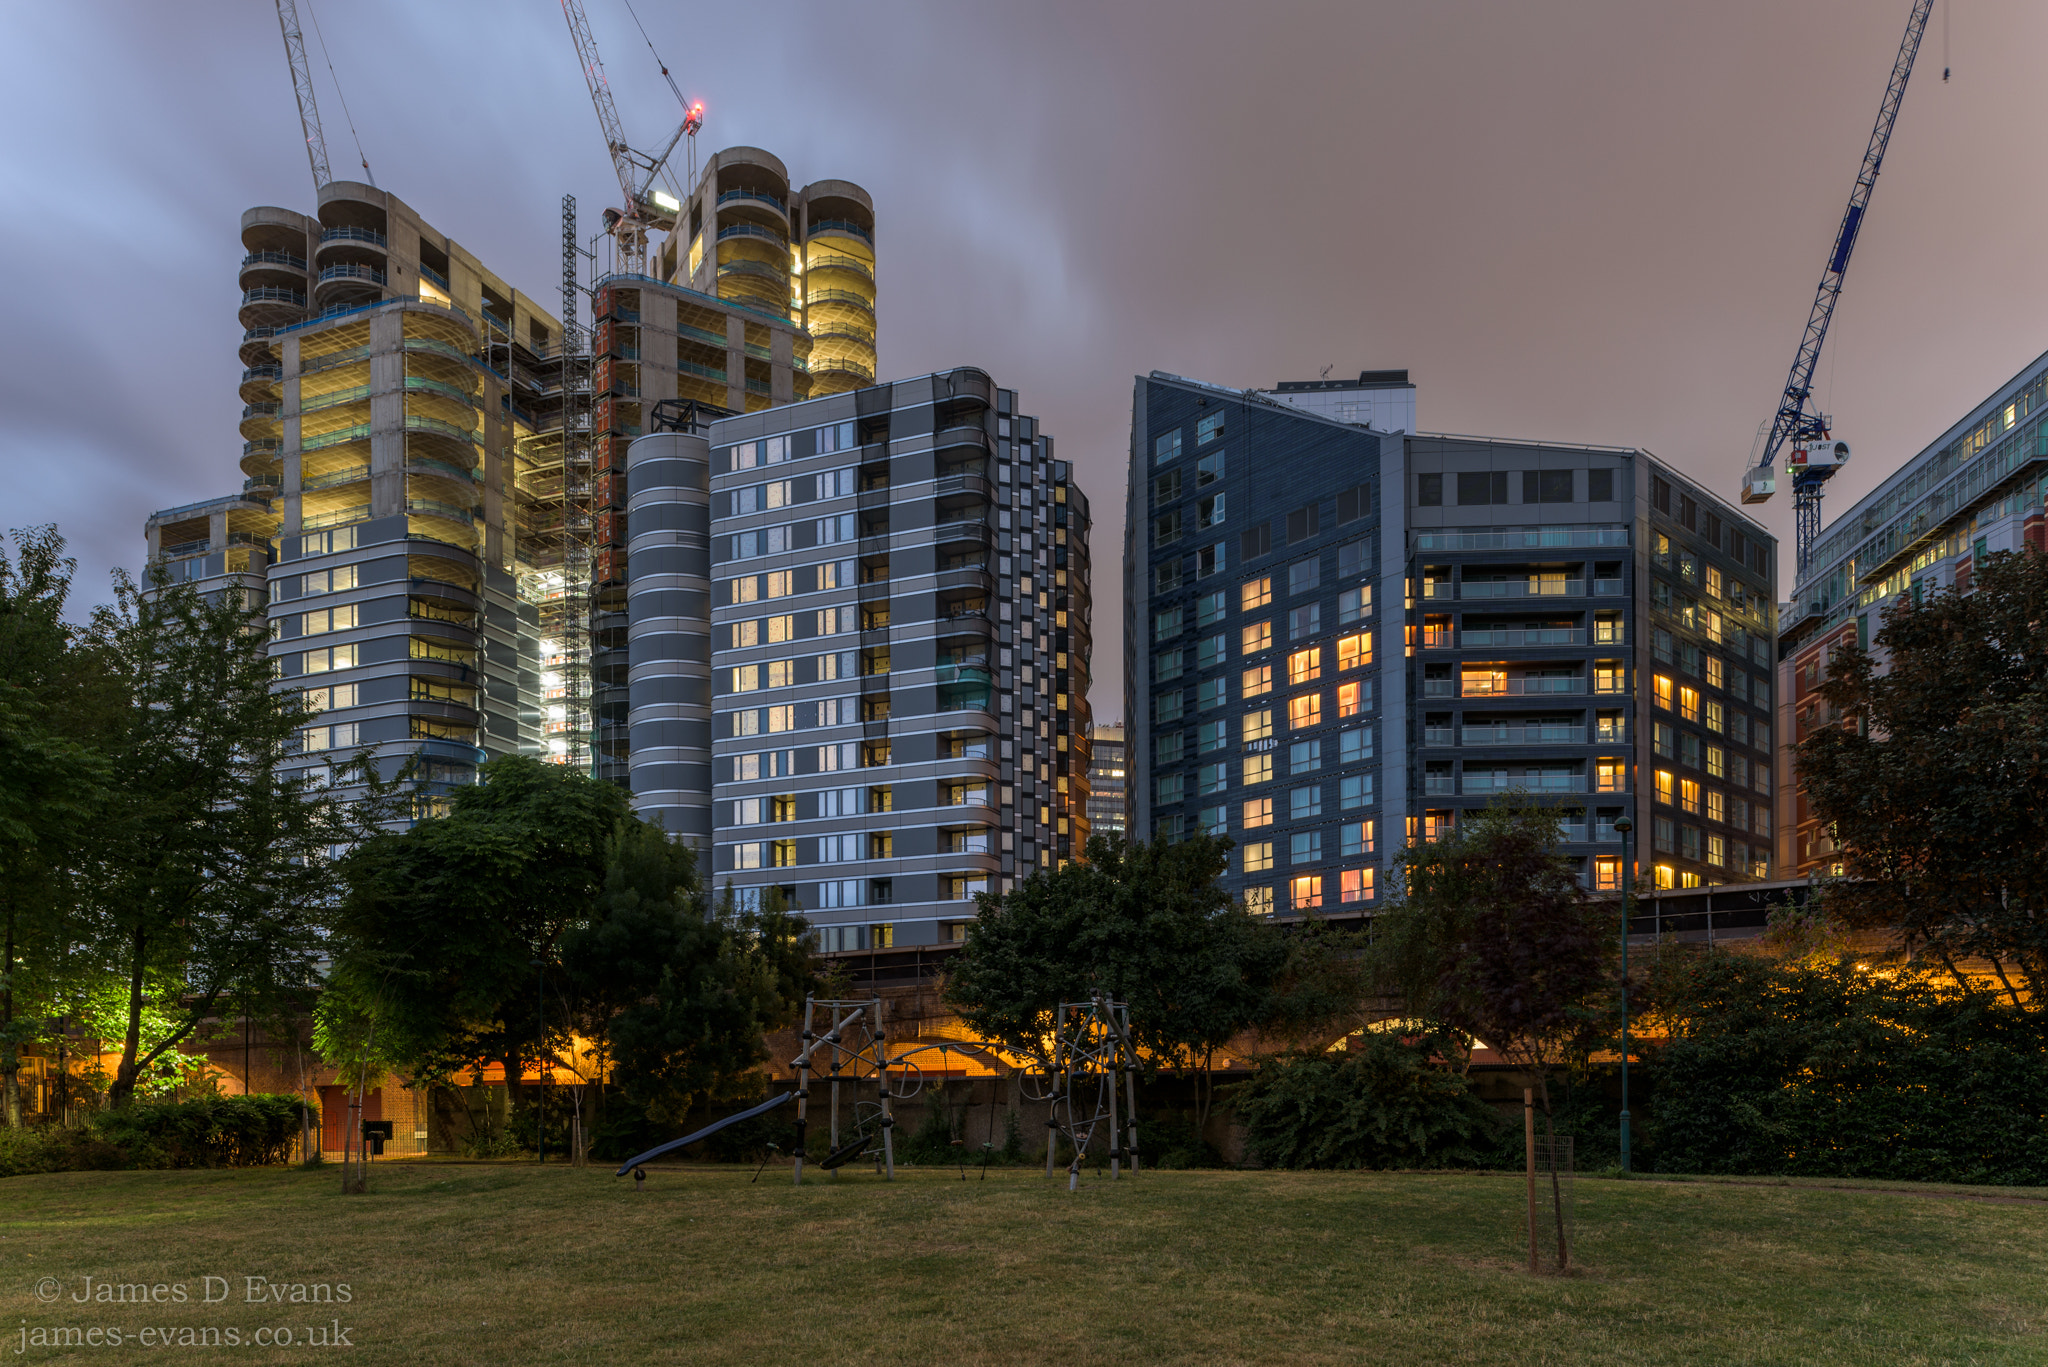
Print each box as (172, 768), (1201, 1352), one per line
(239, 250), (307, 291)
(315, 225), (388, 271)
(239, 287), (306, 330)
(314, 262), (386, 308)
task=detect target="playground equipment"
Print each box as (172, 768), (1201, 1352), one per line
(614, 992), (1142, 1190)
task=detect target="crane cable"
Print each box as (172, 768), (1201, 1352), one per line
(620, 0), (690, 112)
(302, 0), (374, 185)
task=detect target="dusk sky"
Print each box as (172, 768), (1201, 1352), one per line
(6, 0), (2044, 721)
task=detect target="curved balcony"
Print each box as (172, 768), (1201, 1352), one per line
(406, 497), (477, 527)
(239, 365), (282, 402)
(302, 463), (369, 494)
(718, 187), (789, 216)
(716, 221), (789, 249)
(303, 423), (370, 455)
(405, 414), (481, 447)
(805, 289), (875, 317)
(239, 287), (306, 328)
(937, 368), (994, 408)
(407, 577), (481, 613)
(315, 226), (388, 269)
(239, 251), (307, 291)
(806, 251), (874, 286)
(239, 402), (282, 441)
(243, 474), (281, 500)
(805, 328), (875, 353)
(406, 455), (478, 491)
(717, 257), (789, 287)
(934, 426), (993, 460)
(808, 218), (873, 247)
(935, 566), (995, 596)
(811, 359), (876, 386)
(933, 517), (994, 549)
(240, 328), (280, 366)
(404, 374), (479, 408)
(314, 262), (386, 307)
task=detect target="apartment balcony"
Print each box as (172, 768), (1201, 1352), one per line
(238, 251), (306, 291)
(239, 287), (306, 328)
(314, 263), (387, 307)
(805, 288), (875, 317)
(812, 358), (876, 387)
(934, 427), (994, 462)
(935, 565), (995, 596)
(1458, 674), (1584, 698)
(717, 187), (788, 218)
(808, 217), (874, 247)
(1461, 723), (1584, 745)
(315, 226), (387, 268)
(807, 251), (874, 286)
(716, 221), (789, 250)
(239, 365), (282, 403)
(933, 517), (994, 550)
(1457, 578), (1585, 600)
(1463, 771), (1585, 795)
(301, 463), (369, 494)
(240, 328), (280, 367)
(1458, 627), (1585, 648)
(1415, 527), (1630, 551)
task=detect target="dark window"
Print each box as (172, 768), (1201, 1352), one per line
(1196, 451), (1224, 486)
(1588, 469), (1614, 503)
(1337, 540), (1369, 577)
(1704, 512), (1723, 549)
(1155, 560), (1183, 593)
(1417, 473), (1443, 506)
(1678, 494), (1698, 531)
(1652, 475), (1672, 514)
(1153, 470), (1180, 505)
(1335, 482), (1372, 524)
(1457, 471), (1508, 505)
(1153, 511), (1182, 546)
(1240, 523), (1271, 561)
(1523, 470), (1574, 503)
(1728, 529), (1746, 565)
(1289, 558), (1320, 594)
(1751, 541), (1769, 575)
(1287, 503), (1321, 543)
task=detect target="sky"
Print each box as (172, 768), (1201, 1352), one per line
(5, 0), (2044, 723)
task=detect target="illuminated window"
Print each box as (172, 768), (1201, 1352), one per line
(1243, 754), (1273, 785)
(1244, 886), (1273, 915)
(1681, 871), (1703, 889)
(1654, 864), (1675, 889)
(1706, 789), (1725, 824)
(1705, 655), (1724, 689)
(768, 705), (795, 733)
(1242, 841), (1274, 873)
(1242, 798), (1273, 827)
(1594, 662), (1625, 693)
(1593, 857), (1621, 892)
(765, 570), (794, 599)
(1593, 614), (1624, 644)
(1679, 686), (1700, 722)
(1242, 666), (1273, 698)
(1340, 821), (1374, 856)
(1655, 769), (1674, 804)
(771, 839), (797, 868)
(1340, 868), (1374, 903)
(1289, 875), (1324, 910)
(766, 615), (796, 644)
(732, 577), (759, 604)
(1241, 577), (1272, 610)
(1337, 682), (1364, 718)
(1337, 633), (1371, 670)
(733, 664), (760, 693)
(1705, 700), (1724, 733)
(1594, 759), (1627, 792)
(1707, 745), (1725, 779)
(1289, 694), (1322, 729)
(1680, 778), (1701, 815)
(1241, 621), (1272, 654)
(1243, 709), (1273, 742)
(1654, 675), (1674, 709)
(1288, 648), (1322, 684)
(1707, 834), (1726, 867)
(733, 620), (761, 648)
(1461, 667), (1506, 697)
(766, 659), (794, 688)
(1705, 566), (1723, 600)
(1339, 585), (1372, 625)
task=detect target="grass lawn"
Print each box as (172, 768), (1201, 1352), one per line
(4, 1160), (2045, 1365)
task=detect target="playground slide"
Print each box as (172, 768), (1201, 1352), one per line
(612, 1092), (793, 1176)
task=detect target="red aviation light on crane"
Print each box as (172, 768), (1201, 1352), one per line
(686, 101), (705, 136)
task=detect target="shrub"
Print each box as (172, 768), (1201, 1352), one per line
(91, 1094), (308, 1168)
(1233, 1035), (1515, 1170)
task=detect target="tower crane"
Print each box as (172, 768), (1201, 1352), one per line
(559, 0), (702, 276)
(273, 0), (331, 192)
(1741, 0), (1934, 575)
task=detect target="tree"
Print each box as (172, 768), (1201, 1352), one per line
(1799, 548), (2048, 1002)
(328, 756), (637, 1137)
(1374, 798), (1614, 1269)
(946, 831), (1288, 1130)
(556, 822), (811, 1156)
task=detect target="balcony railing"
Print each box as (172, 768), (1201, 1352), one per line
(1460, 676), (1582, 696)
(805, 289), (874, 313)
(717, 222), (788, 247)
(809, 218), (874, 246)
(1464, 772), (1583, 794)
(1459, 578), (1586, 599)
(302, 464), (369, 492)
(1417, 527), (1629, 551)
(1462, 724), (1583, 745)
(241, 365), (282, 385)
(1593, 578), (1624, 595)
(1460, 628), (1585, 647)
(241, 251), (306, 271)
(242, 287), (306, 307)
(318, 263), (386, 287)
(407, 498), (476, 526)
(718, 188), (787, 213)
(419, 263), (450, 292)
(807, 252), (874, 283)
(320, 226), (388, 248)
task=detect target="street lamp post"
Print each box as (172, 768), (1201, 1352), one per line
(1612, 815), (1635, 1174)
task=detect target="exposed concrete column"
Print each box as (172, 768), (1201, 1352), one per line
(725, 315), (746, 411)
(208, 510), (228, 551)
(771, 329), (794, 405)
(368, 309), (406, 519)
(281, 336), (304, 535)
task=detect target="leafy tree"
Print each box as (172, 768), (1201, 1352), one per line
(946, 831), (1288, 1129)
(1799, 548), (2048, 1000)
(1233, 1034), (1512, 1170)
(328, 756), (636, 1129)
(555, 821), (811, 1157)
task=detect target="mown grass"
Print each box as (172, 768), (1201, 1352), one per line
(4, 1160), (2045, 1364)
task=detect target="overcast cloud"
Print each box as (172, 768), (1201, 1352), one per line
(4, 1), (2044, 720)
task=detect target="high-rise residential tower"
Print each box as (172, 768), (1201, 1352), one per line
(1085, 723), (1127, 840)
(627, 368), (1092, 946)
(1126, 371), (1777, 910)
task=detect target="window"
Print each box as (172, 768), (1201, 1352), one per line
(766, 705), (795, 733)
(1680, 734), (1700, 770)
(1198, 762), (1228, 795)
(1290, 785), (1323, 819)
(1155, 430), (1182, 463)
(1340, 821), (1375, 857)
(1243, 797), (1274, 827)
(1340, 868), (1374, 903)
(1241, 621), (1272, 654)
(1593, 662), (1625, 694)
(1195, 590), (1225, 626)
(1417, 473), (1443, 506)
(1335, 484), (1372, 524)
(1242, 666), (1273, 698)
(1288, 693), (1322, 729)
(1289, 558), (1320, 594)
(299, 565), (358, 596)
(1197, 543), (1224, 578)
(1340, 774), (1373, 809)
(1593, 613), (1624, 644)
(1706, 789), (1726, 824)
(1154, 732), (1184, 765)
(1705, 700), (1724, 733)
(1197, 410), (1225, 445)
(1588, 469), (1614, 502)
(1156, 561), (1182, 594)
(1155, 774), (1185, 805)
(1241, 577), (1272, 610)
(1680, 778), (1701, 815)
(1289, 875), (1324, 910)
(1339, 727), (1372, 764)
(1706, 745), (1725, 779)
(1243, 709), (1273, 743)
(1155, 648), (1184, 682)
(1196, 634), (1226, 669)
(1153, 607), (1183, 642)
(1196, 450), (1225, 485)
(1288, 648), (1322, 684)
(1154, 470), (1182, 505)
(1289, 604), (1321, 640)
(1153, 690), (1185, 724)
(1595, 759), (1627, 792)
(1240, 523), (1272, 561)
(1654, 723), (1674, 758)
(300, 605), (357, 636)
(1284, 831), (1320, 867)
(1197, 677), (1227, 711)
(1242, 754), (1273, 785)
(1705, 566), (1723, 600)
(1243, 842), (1274, 873)
(1198, 493), (1227, 529)
(301, 644), (357, 674)
(1654, 816), (1675, 852)
(1197, 720), (1228, 752)
(1654, 675), (1674, 709)
(1289, 740), (1321, 775)
(1680, 687), (1700, 722)
(1681, 826), (1703, 860)
(1457, 471), (1509, 505)
(1153, 511), (1182, 546)
(1523, 470), (1573, 503)
(1244, 886), (1274, 915)
(1655, 769), (1675, 804)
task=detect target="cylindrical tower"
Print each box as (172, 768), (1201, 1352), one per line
(795, 179), (876, 395)
(626, 429), (714, 847)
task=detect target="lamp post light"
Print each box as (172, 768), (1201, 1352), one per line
(1612, 815), (1635, 1174)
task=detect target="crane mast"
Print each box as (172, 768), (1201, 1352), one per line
(558, 0), (701, 275)
(1742, 0), (1934, 575)
(273, 0), (331, 192)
